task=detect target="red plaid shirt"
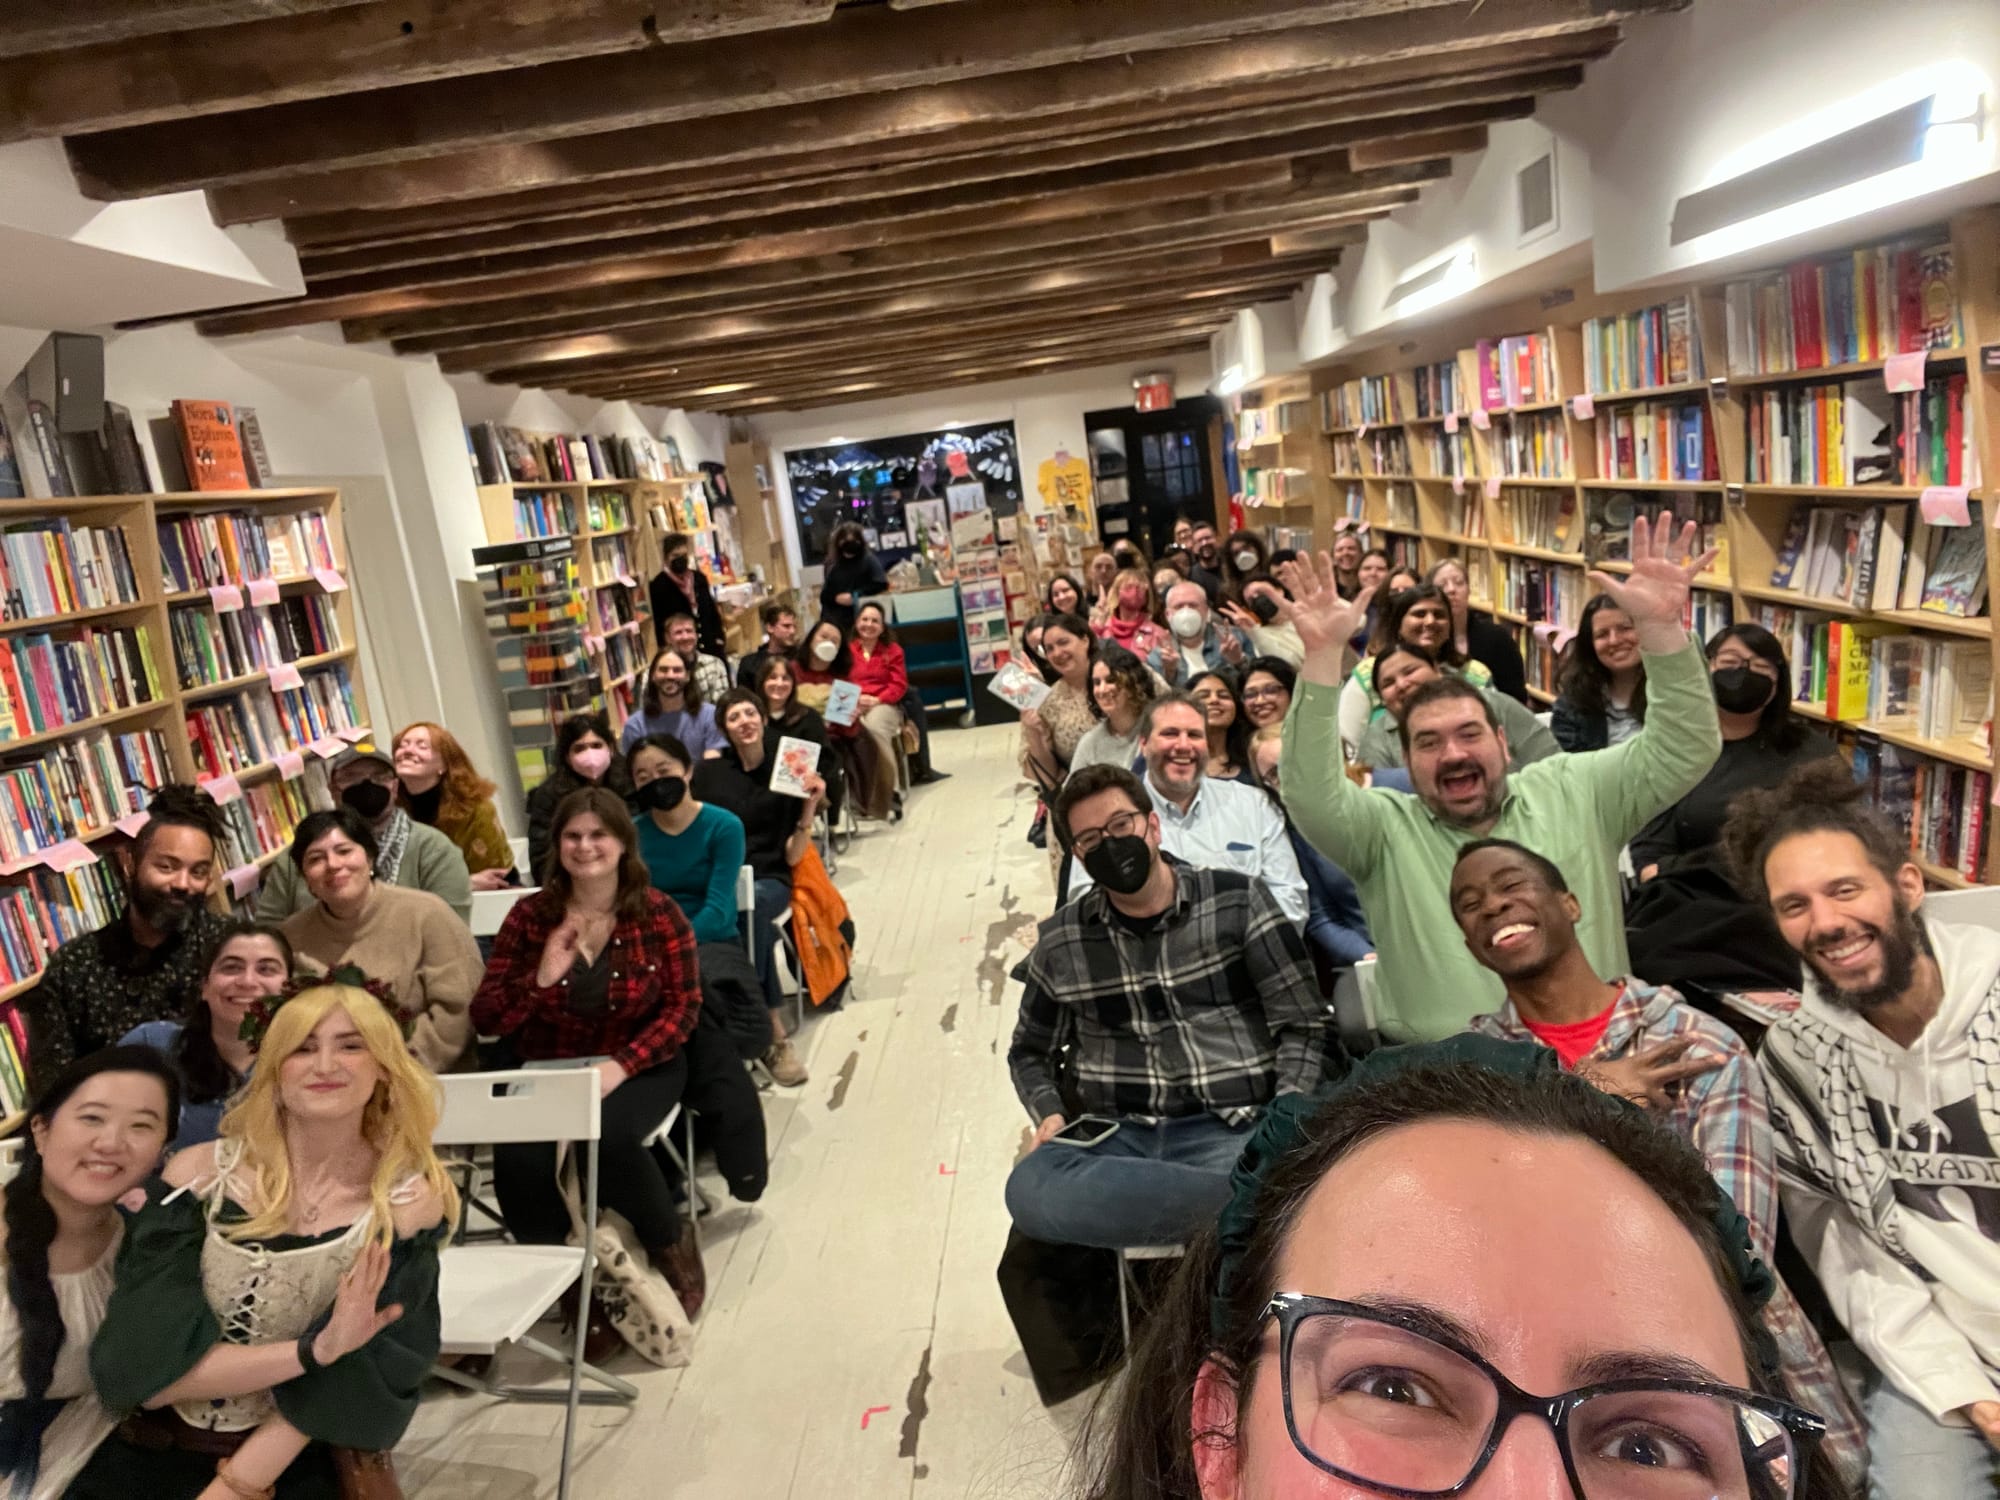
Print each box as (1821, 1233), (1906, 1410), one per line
(472, 888), (701, 1076)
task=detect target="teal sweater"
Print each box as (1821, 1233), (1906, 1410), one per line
(635, 803), (746, 944)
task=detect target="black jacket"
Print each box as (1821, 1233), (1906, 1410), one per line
(525, 762), (633, 882)
(1550, 695), (1610, 752)
(819, 551), (887, 631)
(1466, 612), (1529, 705)
(651, 564), (726, 658)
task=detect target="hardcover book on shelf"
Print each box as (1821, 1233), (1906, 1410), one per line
(1918, 518), (1988, 618)
(170, 400), (252, 492)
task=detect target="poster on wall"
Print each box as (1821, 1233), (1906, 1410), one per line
(783, 420), (1023, 569)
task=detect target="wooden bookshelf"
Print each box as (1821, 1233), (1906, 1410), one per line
(1297, 206), (2000, 884)
(0, 484), (369, 1035)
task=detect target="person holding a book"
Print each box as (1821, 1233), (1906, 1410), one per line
(847, 601), (910, 824)
(649, 529), (726, 661)
(25, 785), (231, 1089)
(753, 655), (843, 825)
(523, 712), (632, 885)
(257, 745), (472, 923)
(390, 722), (518, 892)
(121, 920), (294, 1152)
(1335, 582), (1493, 757)
(620, 646), (725, 760)
(1275, 518), (1723, 1039)
(693, 690), (827, 1087)
(1724, 760), (2000, 1496)
(1630, 622), (1838, 881)
(794, 619), (894, 823)
(278, 809), (484, 1073)
(1428, 557), (1530, 705)
(1551, 594), (1647, 751)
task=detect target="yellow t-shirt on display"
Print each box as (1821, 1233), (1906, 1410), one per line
(1037, 455), (1093, 517)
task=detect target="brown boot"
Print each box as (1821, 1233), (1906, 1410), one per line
(651, 1222), (706, 1319)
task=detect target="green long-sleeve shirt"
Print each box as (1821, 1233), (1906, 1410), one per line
(1281, 637), (1721, 1040)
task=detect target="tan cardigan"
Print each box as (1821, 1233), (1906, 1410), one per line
(281, 882), (484, 1072)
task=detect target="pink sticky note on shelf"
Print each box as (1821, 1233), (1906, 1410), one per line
(40, 839), (98, 873)
(112, 811), (150, 838)
(312, 567), (348, 593)
(225, 865), (260, 900)
(203, 774), (243, 805)
(1884, 350), (1928, 394)
(267, 661), (305, 692)
(1356, 422), (1369, 440)
(246, 577), (281, 607)
(583, 633), (605, 654)
(308, 737), (345, 759)
(1451, 475), (1465, 495)
(1443, 412), (1459, 434)
(616, 572), (637, 588)
(335, 724), (370, 743)
(208, 584), (244, 613)
(1921, 485), (1972, 525)
(1484, 477), (1503, 501)
(1469, 408), (1492, 431)
(276, 751), (306, 781)
(1571, 394), (1596, 421)
(620, 620), (640, 635)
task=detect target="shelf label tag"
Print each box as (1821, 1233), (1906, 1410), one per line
(1921, 485), (1972, 526)
(1355, 422), (1368, 440)
(208, 584), (244, 614)
(620, 619), (641, 635)
(246, 577), (281, 607)
(1570, 394), (1595, 421)
(583, 632), (605, 654)
(40, 839), (97, 873)
(204, 774), (243, 805)
(312, 567), (348, 593)
(616, 572), (637, 588)
(267, 661), (305, 692)
(1884, 350), (1928, 393)
(1443, 412), (1459, 434)
(335, 724), (370, 743)
(1469, 408), (1492, 431)
(275, 750), (306, 781)
(225, 865), (261, 900)
(1451, 475), (1465, 495)
(112, 811), (151, 838)
(1484, 477), (1503, 501)
(308, 737), (345, 759)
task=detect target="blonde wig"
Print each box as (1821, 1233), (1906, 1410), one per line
(218, 983), (459, 1247)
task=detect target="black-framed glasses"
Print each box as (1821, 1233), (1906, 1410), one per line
(1262, 1294), (1824, 1499)
(1070, 808), (1147, 856)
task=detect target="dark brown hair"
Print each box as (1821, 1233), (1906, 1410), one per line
(1369, 582), (1468, 668)
(541, 787), (653, 920)
(1557, 594), (1650, 725)
(1394, 672), (1497, 754)
(642, 644), (700, 713)
(1721, 756), (1907, 908)
(1051, 763), (1150, 851)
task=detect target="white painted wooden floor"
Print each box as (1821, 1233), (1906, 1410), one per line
(400, 723), (1082, 1499)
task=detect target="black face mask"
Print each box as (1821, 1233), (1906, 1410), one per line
(841, 542), (864, 559)
(634, 776), (687, 813)
(1711, 666), (1775, 715)
(1248, 593), (1280, 624)
(340, 779), (393, 820)
(668, 554), (690, 576)
(1080, 833), (1154, 895)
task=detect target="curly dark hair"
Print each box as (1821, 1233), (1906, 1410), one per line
(1557, 593), (1649, 725)
(1720, 756), (1905, 908)
(1087, 642), (1157, 723)
(133, 783), (224, 860)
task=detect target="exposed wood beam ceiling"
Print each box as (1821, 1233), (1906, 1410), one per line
(14, 0), (1682, 411)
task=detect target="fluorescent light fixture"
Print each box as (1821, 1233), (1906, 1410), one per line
(1385, 244), (1477, 319)
(1214, 364), (1247, 397)
(824, 434), (852, 444)
(1674, 64), (1991, 259)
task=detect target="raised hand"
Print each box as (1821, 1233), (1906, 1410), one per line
(1272, 552), (1373, 686)
(1584, 514), (1717, 644)
(1578, 1036), (1722, 1110)
(312, 1241), (404, 1366)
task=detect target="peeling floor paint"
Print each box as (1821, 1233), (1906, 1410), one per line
(898, 1343), (934, 1460)
(826, 1049), (859, 1111)
(938, 1003), (958, 1033)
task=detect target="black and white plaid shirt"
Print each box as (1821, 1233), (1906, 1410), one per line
(1009, 855), (1325, 1127)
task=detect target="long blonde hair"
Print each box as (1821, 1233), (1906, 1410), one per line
(218, 983), (459, 1247)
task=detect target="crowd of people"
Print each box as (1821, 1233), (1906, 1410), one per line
(0, 572), (917, 1497)
(1003, 512), (1999, 1497)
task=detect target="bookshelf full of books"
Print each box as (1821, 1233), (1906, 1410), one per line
(0, 485), (367, 1046)
(1237, 380), (1325, 526)
(1304, 207), (2000, 886)
(472, 536), (597, 795)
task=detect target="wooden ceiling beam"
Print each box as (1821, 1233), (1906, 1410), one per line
(0, 0), (369, 55)
(193, 23), (1625, 219)
(0, 1), (837, 143)
(356, 240), (1320, 348)
(1348, 124), (1494, 170)
(63, 0), (1493, 194)
(277, 70), (1559, 247)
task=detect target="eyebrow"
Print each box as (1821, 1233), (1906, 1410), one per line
(1344, 1295), (1487, 1356)
(1569, 1349), (1729, 1387)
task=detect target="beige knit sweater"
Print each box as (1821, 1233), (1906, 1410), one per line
(281, 882), (484, 1072)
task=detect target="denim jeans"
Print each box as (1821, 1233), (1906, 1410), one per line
(1865, 1370), (2000, 1498)
(1004, 1112), (1252, 1250)
(743, 875), (793, 1011)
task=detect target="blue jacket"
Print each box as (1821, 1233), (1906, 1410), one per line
(1287, 826), (1373, 967)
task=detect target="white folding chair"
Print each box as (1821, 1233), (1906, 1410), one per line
(508, 834), (531, 874)
(738, 864), (806, 1033)
(641, 1101), (707, 1257)
(470, 885), (539, 938)
(431, 1069), (630, 1500)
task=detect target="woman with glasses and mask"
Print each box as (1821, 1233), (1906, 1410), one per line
(1072, 1050), (1843, 1500)
(1630, 623), (1837, 882)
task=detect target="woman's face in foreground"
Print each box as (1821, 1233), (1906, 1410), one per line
(1197, 1119), (1749, 1499)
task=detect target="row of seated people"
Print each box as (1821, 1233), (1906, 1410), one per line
(1001, 524), (2000, 1495)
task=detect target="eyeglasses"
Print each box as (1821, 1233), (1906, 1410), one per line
(1242, 685), (1289, 702)
(1262, 1294), (1822, 1499)
(1069, 808), (1147, 856)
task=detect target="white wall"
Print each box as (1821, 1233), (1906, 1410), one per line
(747, 351), (1215, 581)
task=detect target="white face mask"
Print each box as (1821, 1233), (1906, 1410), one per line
(1234, 550), (1260, 572)
(1169, 607), (1205, 640)
(813, 639), (839, 663)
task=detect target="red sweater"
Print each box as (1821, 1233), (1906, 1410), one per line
(848, 642), (908, 705)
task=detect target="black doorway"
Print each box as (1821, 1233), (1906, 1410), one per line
(1082, 397), (1223, 559)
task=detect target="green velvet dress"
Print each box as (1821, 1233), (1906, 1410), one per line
(66, 1151), (443, 1499)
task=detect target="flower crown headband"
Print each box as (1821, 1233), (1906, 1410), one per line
(237, 963), (419, 1052)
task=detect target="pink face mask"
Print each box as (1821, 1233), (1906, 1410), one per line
(571, 746), (612, 780)
(1118, 588), (1145, 610)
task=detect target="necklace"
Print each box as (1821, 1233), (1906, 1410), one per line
(292, 1147), (370, 1231)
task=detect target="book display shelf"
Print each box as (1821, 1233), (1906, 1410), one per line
(1297, 206), (2000, 887)
(0, 485), (367, 1063)
(471, 535), (597, 795)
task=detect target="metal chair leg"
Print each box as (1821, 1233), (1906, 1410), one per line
(1116, 1248), (1132, 1351)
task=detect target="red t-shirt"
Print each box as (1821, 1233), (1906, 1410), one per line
(1520, 985), (1624, 1069)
